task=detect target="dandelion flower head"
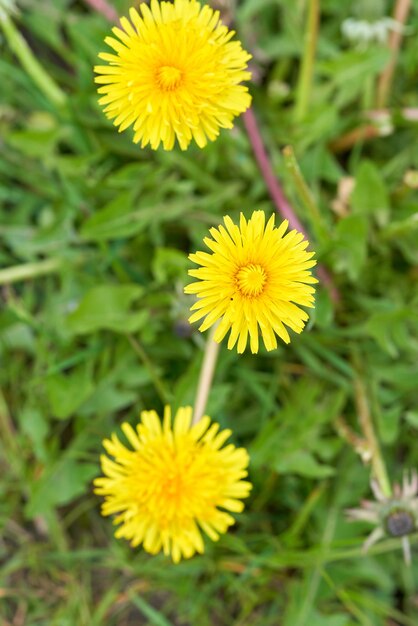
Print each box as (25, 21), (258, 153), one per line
(347, 471), (418, 565)
(95, 0), (252, 150)
(185, 210), (318, 353)
(95, 406), (251, 563)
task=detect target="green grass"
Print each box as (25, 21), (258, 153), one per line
(1, 0), (418, 624)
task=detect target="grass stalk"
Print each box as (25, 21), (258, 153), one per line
(0, 13), (66, 107)
(283, 482), (327, 544)
(0, 389), (22, 477)
(294, 0), (320, 122)
(0, 258), (64, 285)
(127, 335), (170, 405)
(282, 144), (324, 229)
(355, 376), (392, 498)
(376, 0), (412, 108)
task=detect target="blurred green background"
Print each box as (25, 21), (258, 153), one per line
(1, 0), (418, 623)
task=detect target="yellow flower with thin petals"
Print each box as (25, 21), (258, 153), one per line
(95, 406), (251, 563)
(95, 0), (252, 150)
(185, 211), (318, 353)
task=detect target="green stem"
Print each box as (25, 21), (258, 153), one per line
(282, 145), (324, 235)
(321, 569), (376, 625)
(127, 335), (170, 405)
(192, 324), (220, 424)
(295, 504), (338, 626)
(355, 377), (392, 498)
(362, 76), (374, 112)
(42, 509), (69, 552)
(224, 535), (418, 572)
(0, 13), (66, 107)
(283, 482), (327, 544)
(243, 109), (339, 302)
(0, 257), (64, 285)
(0, 388), (22, 477)
(294, 0), (320, 122)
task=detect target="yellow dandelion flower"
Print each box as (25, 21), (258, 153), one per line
(94, 0), (252, 150)
(184, 210), (318, 353)
(94, 406), (251, 563)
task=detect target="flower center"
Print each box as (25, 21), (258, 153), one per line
(385, 509), (416, 537)
(163, 469), (183, 497)
(236, 264), (267, 297)
(156, 65), (183, 91)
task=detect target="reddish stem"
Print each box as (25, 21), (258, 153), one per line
(243, 108), (339, 302)
(84, 0), (118, 23)
(243, 108), (306, 233)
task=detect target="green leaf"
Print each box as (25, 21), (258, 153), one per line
(25, 459), (98, 518)
(405, 411), (418, 429)
(81, 192), (192, 242)
(18, 406), (48, 463)
(250, 381), (343, 478)
(274, 450), (335, 478)
(364, 307), (418, 357)
(67, 284), (147, 334)
(0, 321), (35, 354)
(351, 160), (390, 225)
(45, 363), (94, 419)
(332, 215), (368, 281)
(80, 191), (137, 241)
(376, 403), (401, 445)
(405, 411), (418, 428)
(129, 592), (175, 626)
(79, 381), (137, 415)
(318, 50), (390, 85)
(6, 128), (60, 159)
(152, 247), (189, 285)
(311, 288), (334, 329)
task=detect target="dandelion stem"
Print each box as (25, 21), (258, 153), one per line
(82, 0), (221, 415)
(376, 0), (412, 108)
(0, 258), (64, 285)
(243, 107), (339, 302)
(402, 536), (412, 566)
(0, 13), (66, 107)
(355, 376), (392, 498)
(228, 534), (418, 571)
(127, 335), (170, 405)
(83, 0), (119, 23)
(294, 0), (320, 122)
(243, 108), (305, 233)
(193, 325), (220, 424)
